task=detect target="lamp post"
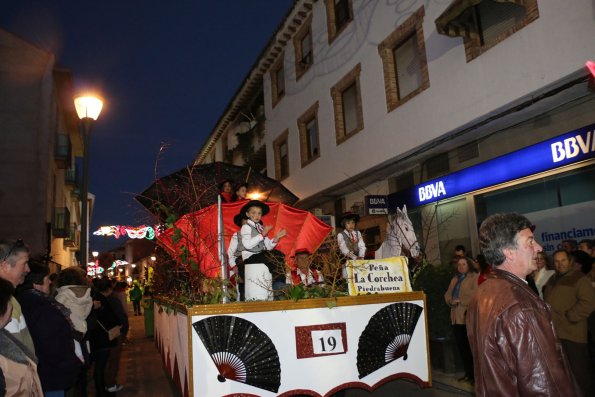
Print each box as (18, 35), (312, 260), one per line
(74, 95), (103, 269)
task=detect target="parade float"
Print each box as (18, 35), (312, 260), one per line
(137, 162), (431, 397)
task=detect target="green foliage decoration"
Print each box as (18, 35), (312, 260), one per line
(412, 260), (454, 340)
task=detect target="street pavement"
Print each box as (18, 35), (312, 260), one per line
(91, 303), (473, 397)
(87, 305), (179, 397)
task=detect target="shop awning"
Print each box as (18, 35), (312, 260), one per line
(435, 0), (525, 38)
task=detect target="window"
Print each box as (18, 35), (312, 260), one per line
(334, 0), (351, 31)
(331, 63), (364, 144)
(273, 130), (290, 180)
(324, 0), (353, 44)
(297, 102), (320, 167)
(457, 141), (479, 163)
(395, 171), (415, 192)
(435, 0), (539, 62)
(270, 55), (285, 107)
(294, 18), (313, 79)
(425, 152), (450, 180)
(463, 0), (538, 62)
(378, 6), (429, 113)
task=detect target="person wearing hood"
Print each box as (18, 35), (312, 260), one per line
(55, 266), (94, 396)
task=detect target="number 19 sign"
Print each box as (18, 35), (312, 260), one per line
(295, 323), (347, 359)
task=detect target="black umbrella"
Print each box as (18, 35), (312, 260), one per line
(136, 162), (299, 219)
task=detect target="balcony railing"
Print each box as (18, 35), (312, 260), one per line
(53, 207), (71, 238)
(63, 223), (78, 248)
(65, 168), (77, 187)
(55, 133), (72, 169)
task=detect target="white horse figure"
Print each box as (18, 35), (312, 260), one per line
(375, 205), (421, 259)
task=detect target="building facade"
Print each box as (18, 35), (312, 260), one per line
(0, 29), (88, 270)
(195, 0), (595, 265)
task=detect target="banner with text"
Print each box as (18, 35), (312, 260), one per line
(524, 200), (595, 255)
(346, 256), (412, 295)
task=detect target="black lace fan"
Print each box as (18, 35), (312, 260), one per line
(192, 315), (281, 393)
(357, 302), (423, 379)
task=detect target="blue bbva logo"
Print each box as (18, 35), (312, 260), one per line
(418, 181), (446, 202)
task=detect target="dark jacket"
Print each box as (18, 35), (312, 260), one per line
(89, 292), (124, 350)
(466, 269), (580, 397)
(544, 269), (595, 343)
(129, 285), (142, 302)
(17, 290), (82, 391)
(107, 293), (129, 336)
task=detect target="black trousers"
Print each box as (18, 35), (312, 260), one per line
(561, 339), (593, 397)
(453, 324), (474, 379)
(92, 348), (111, 396)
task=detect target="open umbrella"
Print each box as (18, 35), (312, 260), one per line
(157, 201), (332, 278)
(136, 162), (299, 219)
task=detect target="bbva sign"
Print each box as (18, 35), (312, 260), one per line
(418, 181), (446, 202)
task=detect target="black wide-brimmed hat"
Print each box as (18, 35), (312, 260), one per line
(339, 212), (360, 225)
(240, 200), (270, 217)
(233, 214), (245, 228)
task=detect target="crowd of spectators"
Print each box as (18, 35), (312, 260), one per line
(447, 236), (595, 395)
(0, 238), (137, 397)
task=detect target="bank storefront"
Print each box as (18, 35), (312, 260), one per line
(388, 123), (595, 263)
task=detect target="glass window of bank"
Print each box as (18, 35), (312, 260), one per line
(475, 163), (595, 232)
(410, 164), (595, 265)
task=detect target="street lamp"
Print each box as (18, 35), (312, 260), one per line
(74, 95), (103, 269)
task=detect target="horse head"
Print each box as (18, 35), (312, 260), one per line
(375, 205), (421, 259)
(394, 205), (421, 258)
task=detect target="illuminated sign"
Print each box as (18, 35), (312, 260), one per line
(389, 123), (595, 209)
(365, 195), (388, 214)
(93, 225), (162, 240)
(418, 181), (446, 202)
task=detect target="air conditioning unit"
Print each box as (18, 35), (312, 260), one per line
(316, 215), (335, 229)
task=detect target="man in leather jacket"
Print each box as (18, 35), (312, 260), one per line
(467, 213), (580, 396)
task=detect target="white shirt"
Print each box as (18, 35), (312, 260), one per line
(337, 230), (366, 260)
(240, 220), (277, 260)
(227, 232), (240, 268)
(534, 267), (555, 298)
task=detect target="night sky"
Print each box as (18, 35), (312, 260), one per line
(1, 1), (292, 251)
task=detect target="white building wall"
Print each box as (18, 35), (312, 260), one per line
(263, 0), (595, 201)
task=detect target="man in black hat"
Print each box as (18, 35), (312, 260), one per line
(337, 212), (366, 261)
(238, 200), (287, 298)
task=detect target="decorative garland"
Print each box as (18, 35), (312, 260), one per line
(93, 225), (163, 240)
